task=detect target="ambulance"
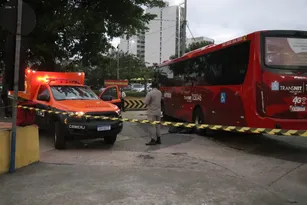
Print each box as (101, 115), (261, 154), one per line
(11, 68), (123, 149)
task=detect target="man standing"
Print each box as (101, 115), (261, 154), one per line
(120, 88), (126, 112)
(144, 82), (162, 145)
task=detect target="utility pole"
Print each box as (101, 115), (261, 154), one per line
(10, 0), (23, 173)
(159, 8), (163, 64)
(181, 0), (187, 55)
(177, 5), (181, 58)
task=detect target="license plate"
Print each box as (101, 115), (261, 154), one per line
(290, 106), (306, 112)
(97, 125), (111, 131)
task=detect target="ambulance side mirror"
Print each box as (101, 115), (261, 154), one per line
(37, 94), (50, 102)
(101, 95), (112, 101)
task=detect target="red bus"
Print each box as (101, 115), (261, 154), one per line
(156, 30), (307, 131)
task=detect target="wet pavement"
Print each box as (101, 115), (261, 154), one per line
(0, 111), (307, 204)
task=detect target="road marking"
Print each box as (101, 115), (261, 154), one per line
(117, 135), (131, 142)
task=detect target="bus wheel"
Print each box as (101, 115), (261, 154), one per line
(193, 107), (206, 136)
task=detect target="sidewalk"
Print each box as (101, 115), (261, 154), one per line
(0, 113), (305, 204)
(122, 110), (147, 120)
(0, 114), (12, 130)
(0, 121), (12, 130)
(0, 150), (289, 205)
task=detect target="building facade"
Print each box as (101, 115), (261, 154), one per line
(118, 3), (184, 66)
(118, 3), (216, 66)
(118, 33), (145, 62)
(144, 4), (184, 65)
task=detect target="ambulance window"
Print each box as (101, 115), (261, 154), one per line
(37, 85), (50, 100)
(103, 87), (118, 99)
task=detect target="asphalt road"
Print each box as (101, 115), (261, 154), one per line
(0, 111), (307, 205)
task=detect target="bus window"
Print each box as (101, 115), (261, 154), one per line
(186, 41), (251, 86)
(171, 61), (187, 86)
(157, 65), (174, 86)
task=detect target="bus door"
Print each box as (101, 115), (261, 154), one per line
(99, 85), (122, 110)
(210, 40), (250, 127)
(179, 79), (194, 121)
(211, 86), (246, 126)
(162, 86), (176, 117)
(163, 85), (183, 119)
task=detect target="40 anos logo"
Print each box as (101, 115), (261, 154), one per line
(192, 94), (202, 101)
(292, 96), (307, 104)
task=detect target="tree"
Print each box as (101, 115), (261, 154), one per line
(169, 55), (177, 60)
(0, 28), (6, 74)
(186, 40), (213, 53)
(82, 51), (151, 89)
(169, 40), (214, 60)
(0, 0), (165, 71)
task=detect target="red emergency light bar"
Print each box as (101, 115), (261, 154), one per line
(12, 68), (86, 100)
(30, 69), (85, 85)
(46, 78), (82, 84)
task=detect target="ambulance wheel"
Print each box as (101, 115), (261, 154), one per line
(193, 107), (207, 136)
(104, 135), (117, 145)
(54, 121), (66, 149)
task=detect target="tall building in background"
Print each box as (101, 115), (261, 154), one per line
(186, 36), (215, 47)
(144, 3), (184, 65)
(118, 2), (184, 66)
(118, 32), (145, 61)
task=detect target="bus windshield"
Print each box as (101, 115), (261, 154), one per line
(264, 37), (307, 68)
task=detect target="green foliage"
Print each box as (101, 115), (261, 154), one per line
(92, 89), (145, 98)
(0, 0), (165, 71)
(186, 40), (213, 52)
(0, 28), (5, 74)
(169, 55), (177, 60)
(80, 51), (154, 89)
(169, 40), (214, 60)
(92, 90), (100, 96)
(125, 91), (146, 98)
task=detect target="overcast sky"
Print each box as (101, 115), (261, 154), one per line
(111, 0), (307, 46)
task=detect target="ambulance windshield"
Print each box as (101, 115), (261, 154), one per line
(51, 85), (98, 100)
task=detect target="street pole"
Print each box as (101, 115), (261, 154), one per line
(10, 0), (23, 173)
(181, 0), (187, 55)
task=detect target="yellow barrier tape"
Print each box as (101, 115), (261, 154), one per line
(17, 105), (307, 137)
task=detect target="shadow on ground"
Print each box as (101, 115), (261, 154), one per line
(39, 127), (193, 153)
(39, 124), (307, 165)
(201, 130), (307, 164)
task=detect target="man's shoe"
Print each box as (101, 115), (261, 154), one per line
(146, 138), (156, 146)
(155, 137), (161, 144)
